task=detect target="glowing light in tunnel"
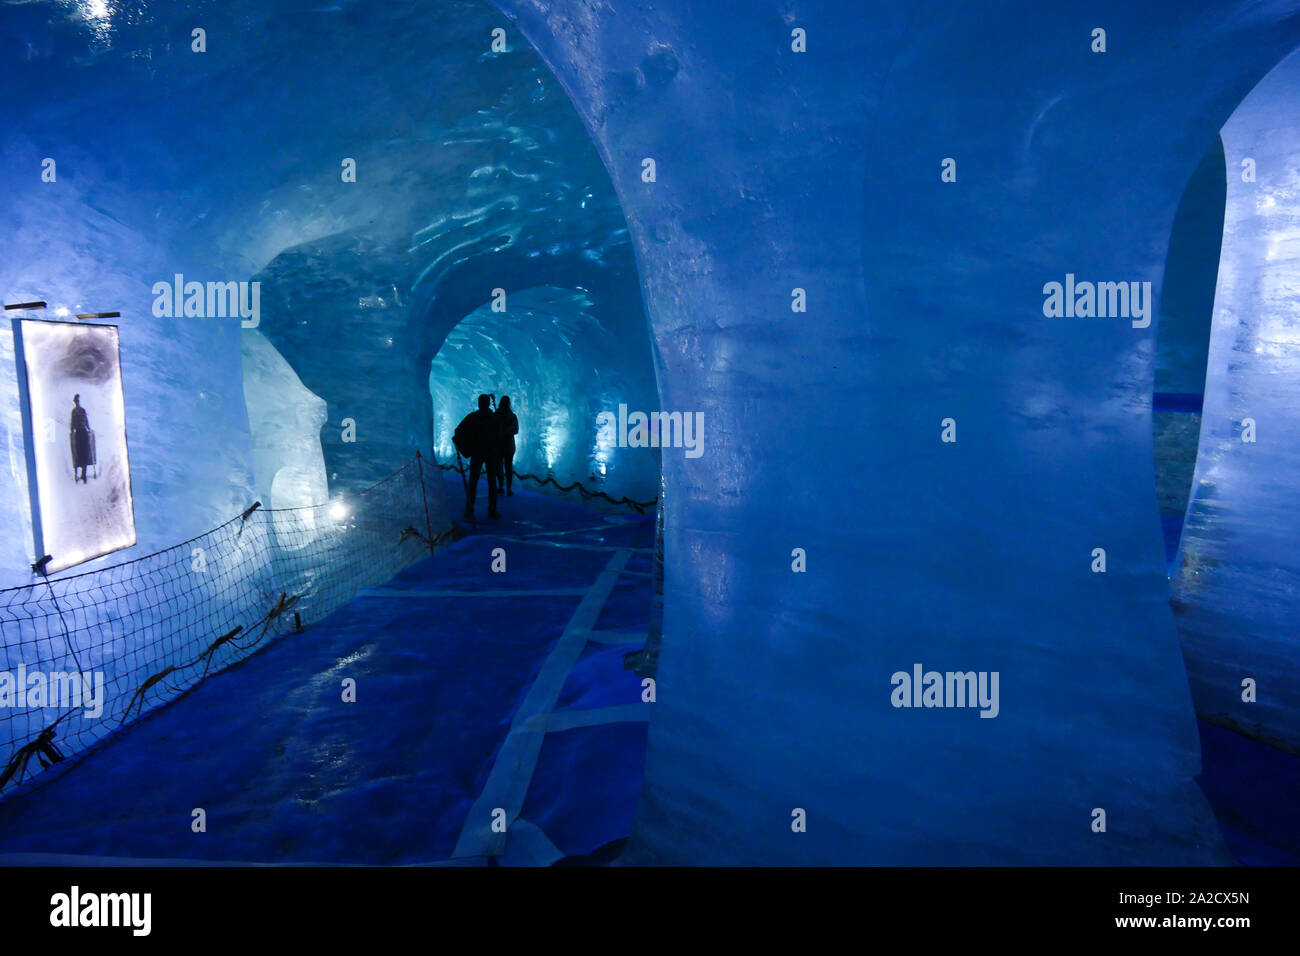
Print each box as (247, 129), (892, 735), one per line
(593, 415), (615, 476)
(542, 429), (560, 469)
(541, 405), (570, 470)
(329, 501), (348, 521)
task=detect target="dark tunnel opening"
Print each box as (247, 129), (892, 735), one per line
(1152, 134), (1225, 570)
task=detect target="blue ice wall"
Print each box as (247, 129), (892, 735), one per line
(0, 4), (258, 586)
(494, 0), (1300, 864)
(1174, 47), (1300, 751)
(430, 286), (659, 502)
(241, 330), (329, 513)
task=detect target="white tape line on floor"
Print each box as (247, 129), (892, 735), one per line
(451, 548), (632, 859)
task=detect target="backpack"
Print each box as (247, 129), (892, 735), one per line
(452, 414), (478, 458)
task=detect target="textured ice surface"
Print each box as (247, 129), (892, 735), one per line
(1173, 48), (1300, 750)
(241, 330), (328, 515)
(241, 3), (649, 496)
(495, 0), (1300, 864)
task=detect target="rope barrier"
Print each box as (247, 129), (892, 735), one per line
(0, 447), (651, 798)
(430, 459), (658, 514)
(0, 726), (63, 791)
(0, 454), (452, 799)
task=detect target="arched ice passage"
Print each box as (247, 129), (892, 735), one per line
(250, 32), (655, 499)
(430, 286), (660, 502)
(0, 0), (656, 588)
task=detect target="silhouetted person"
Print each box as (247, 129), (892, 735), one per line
(453, 394), (501, 520)
(69, 394), (93, 484)
(495, 395), (519, 496)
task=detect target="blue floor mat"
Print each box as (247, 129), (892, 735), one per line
(521, 721), (649, 859)
(0, 480), (655, 865)
(555, 643), (646, 713)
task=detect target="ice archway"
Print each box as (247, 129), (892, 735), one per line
(492, 0), (1300, 864)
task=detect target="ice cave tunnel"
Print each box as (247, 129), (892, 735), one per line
(0, 0), (1299, 867)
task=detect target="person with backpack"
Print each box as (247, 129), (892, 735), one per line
(453, 394), (502, 521)
(494, 395), (519, 496)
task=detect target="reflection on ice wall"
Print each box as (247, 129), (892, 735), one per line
(1174, 48), (1300, 751)
(430, 287), (658, 503)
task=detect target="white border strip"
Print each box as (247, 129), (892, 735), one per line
(452, 548), (632, 859)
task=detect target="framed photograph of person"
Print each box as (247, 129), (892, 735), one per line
(12, 318), (136, 574)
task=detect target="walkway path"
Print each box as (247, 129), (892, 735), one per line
(0, 476), (655, 865)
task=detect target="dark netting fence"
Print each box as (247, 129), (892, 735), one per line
(0, 454), (450, 799)
(431, 456), (658, 514)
